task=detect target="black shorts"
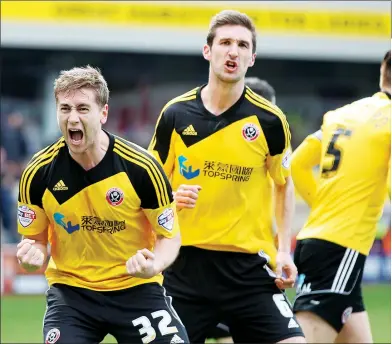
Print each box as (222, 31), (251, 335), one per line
(43, 282), (188, 344)
(163, 246), (304, 343)
(207, 323), (231, 339)
(293, 238), (366, 332)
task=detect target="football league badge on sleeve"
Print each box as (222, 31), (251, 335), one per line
(158, 208), (175, 231)
(282, 149), (291, 169)
(18, 205), (37, 227)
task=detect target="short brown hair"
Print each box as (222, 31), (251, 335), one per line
(207, 10), (257, 53)
(54, 65), (109, 107)
(381, 50), (391, 87)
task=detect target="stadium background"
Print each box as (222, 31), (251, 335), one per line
(0, 1), (390, 343)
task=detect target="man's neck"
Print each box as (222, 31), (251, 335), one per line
(69, 130), (109, 171)
(201, 73), (245, 116)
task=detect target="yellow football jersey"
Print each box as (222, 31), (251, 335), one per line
(296, 92), (391, 255)
(17, 131), (179, 291)
(148, 85), (291, 266)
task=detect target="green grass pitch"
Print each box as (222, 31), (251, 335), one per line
(1, 284), (390, 343)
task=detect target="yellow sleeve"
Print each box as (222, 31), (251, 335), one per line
(138, 155), (180, 238)
(382, 106), (390, 199)
(148, 107), (176, 178)
(18, 164), (49, 236)
(291, 131), (322, 206)
(268, 146), (292, 185)
(387, 161), (391, 199)
(143, 202), (180, 239)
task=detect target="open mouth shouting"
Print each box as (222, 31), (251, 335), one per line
(225, 60), (238, 73)
(68, 128), (84, 145)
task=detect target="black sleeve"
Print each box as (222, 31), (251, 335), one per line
(149, 107), (176, 165)
(130, 151), (174, 209)
(258, 111), (290, 156)
(18, 162), (47, 207)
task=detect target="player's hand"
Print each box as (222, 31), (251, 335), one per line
(274, 251), (297, 289)
(16, 239), (45, 271)
(173, 184), (202, 210)
(126, 249), (161, 279)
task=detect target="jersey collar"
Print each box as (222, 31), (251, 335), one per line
(373, 91), (391, 100)
(196, 83), (246, 119)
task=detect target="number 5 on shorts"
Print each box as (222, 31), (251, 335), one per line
(273, 294), (294, 318)
(132, 310), (178, 344)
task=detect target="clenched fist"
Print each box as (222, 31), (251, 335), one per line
(126, 249), (161, 279)
(275, 251), (297, 289)
(16, 239), (45, 272)
(173, 184), (202, 210)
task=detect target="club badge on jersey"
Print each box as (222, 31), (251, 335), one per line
(341, 307), (353, 324)
(45, 328), (61, 344)
(106, 187), (124, 206)
(242, 123), (260, 141)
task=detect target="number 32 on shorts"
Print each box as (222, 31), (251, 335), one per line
(132, 310), (178, 343)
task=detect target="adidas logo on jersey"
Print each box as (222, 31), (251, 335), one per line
(288, 318), (299, 329)
(182, 125), (197, 136)
(53, 180), (68, 191)
(170, 334), (185, 343)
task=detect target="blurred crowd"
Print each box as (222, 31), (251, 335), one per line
(1, 111), (31, 243)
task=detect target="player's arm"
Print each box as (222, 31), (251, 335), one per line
(269, 158), (295, 259)
(127, 156), (181, 279)
(265, 113), (297, 288)
(291, 130), (322, 206)
(266, 122), (293, 255)
(16, 163), (49, 272)
(148, 106), (177, 178)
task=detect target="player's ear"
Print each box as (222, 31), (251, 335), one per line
(203, 44), (212, 61)
(100, 104), (108, 125)
(249, 53), (256, 67)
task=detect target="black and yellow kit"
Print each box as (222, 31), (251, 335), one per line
(295, 92), (391, 256)
(292, 92), (391, 332)
(18, 131), (190, 343)
(149, 85), (291, 266)
(149, 85), (304, 343)
(17, 131), (179, 291)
